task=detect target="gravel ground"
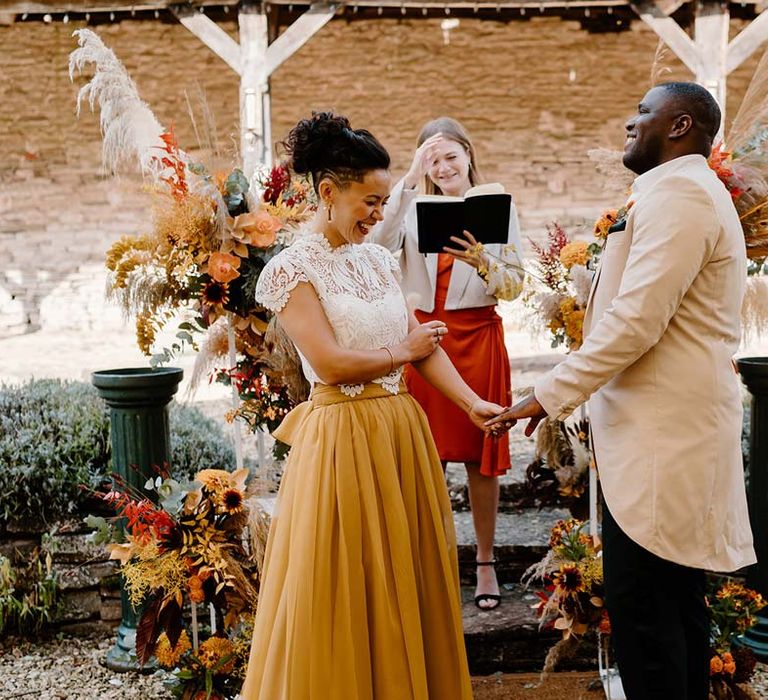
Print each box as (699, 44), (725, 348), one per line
(3, 630), (768, 699)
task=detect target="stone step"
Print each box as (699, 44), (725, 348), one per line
(455, 507), (568, 584)
(462, 583), (597, 675)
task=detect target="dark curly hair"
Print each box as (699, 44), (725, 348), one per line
(281, 111), (390, 193)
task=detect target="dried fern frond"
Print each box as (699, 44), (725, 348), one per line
(742, 273), (768, 343)
(728, 48), (768, 155)
(69, 28), (165, 176)
(263, 317), (310, 404)
(187, 319), (231, 398)
(650, 38), (674, 86)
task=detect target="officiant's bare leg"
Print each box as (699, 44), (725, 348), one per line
(466, 463), (500, 608)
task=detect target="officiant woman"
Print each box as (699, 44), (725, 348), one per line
(371, 116), (524, 610)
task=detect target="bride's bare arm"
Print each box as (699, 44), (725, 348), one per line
(277, 282), (446, 386)
(408, 314), (506, 429)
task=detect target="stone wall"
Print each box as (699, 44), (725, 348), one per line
(0, 526), (120, 632)
(0, 15), (762, 335)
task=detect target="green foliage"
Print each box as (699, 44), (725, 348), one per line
(0, 379), (110, 529)
(0, 380), (235, 530)
(0, 534), (60, 637)
(169, 404), (236, 483)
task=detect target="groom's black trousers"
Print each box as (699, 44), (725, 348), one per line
(602, 504), (710, 700)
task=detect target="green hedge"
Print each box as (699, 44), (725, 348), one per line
(0, 379), (235, 531)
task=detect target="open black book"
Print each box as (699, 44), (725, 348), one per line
(415, 183), (511, 254)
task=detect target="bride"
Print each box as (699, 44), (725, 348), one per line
(241, 111), (506, 699)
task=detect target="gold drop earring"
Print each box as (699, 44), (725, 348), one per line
(326, 202), (332, 223)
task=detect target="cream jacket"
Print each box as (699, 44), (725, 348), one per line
(371, 179), (525, 312)
(535, 155), (755, 572)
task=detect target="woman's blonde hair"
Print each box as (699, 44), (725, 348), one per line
(416, 117), (482, 195)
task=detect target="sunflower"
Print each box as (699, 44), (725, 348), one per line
(220, 488), (244, 514)
(201, 280), (229, 307)
(552, 564), (585, 595)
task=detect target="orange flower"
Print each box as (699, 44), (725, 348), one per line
(198, 636), (236, 674)
(710, 655), (724, 675)
(722, 652), (736, 675)
(208, 252), (241, 284)
(229, 210), (282, 249)
(189, 574), (206, 603)
(594, 209), (618, 239)
(559, 241), (590, 269)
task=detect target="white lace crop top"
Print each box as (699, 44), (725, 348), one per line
(254, 232), (409, 396)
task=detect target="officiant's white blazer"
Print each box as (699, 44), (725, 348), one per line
(371, 179), (524, 311)
(536, 154), (755, 572)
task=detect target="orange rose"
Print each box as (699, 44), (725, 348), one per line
(208, 251), (241, 283)
(710, 655), (724, 675)
(230, 210), (282, 248)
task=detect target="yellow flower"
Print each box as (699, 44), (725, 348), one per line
(198, 636), (236, 674)
(559, 241), (590, 270)
(155, 630), (191, 668)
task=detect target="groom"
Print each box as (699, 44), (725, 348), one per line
(489, 82), (755, 700)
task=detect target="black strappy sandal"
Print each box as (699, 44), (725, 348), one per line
(474, 559), (502, 610)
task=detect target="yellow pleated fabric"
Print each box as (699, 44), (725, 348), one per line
(241, 382), (473, 700)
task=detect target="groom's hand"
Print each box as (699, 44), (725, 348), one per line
(485, 394), (548, 437)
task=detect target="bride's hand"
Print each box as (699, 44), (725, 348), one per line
(397, 320), (448, 362)
(403, 133), (444, 190)
(468, 399), (507, 434)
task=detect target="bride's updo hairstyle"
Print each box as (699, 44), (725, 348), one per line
(282, 111), (390, 193)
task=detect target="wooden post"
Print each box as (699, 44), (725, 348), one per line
(239, 4), (270, 178)
(694, 0), (729, 132)
(632, 1), (768, 134)
(173, 2), (336, 178)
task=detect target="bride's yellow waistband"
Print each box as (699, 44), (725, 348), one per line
(272, 381), (408, 446)
(309, 381), (408, 406)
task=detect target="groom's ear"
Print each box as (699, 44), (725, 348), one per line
(669, 113), (693, 140)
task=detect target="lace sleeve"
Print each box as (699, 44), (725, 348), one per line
(254, 252), (309, 313)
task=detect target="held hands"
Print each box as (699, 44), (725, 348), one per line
(443, 230), (490, 272)
(469, 398), (508, 434)
(399, 320), (448, 362)
(403, 133), (444, 190)
(484, 394), (548, 438)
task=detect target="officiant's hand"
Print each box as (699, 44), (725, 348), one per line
(469, 399), (507, 434)
(443, 230), (490, 272)
(403, 133), (444, 190)
(484, 394), (548, 437)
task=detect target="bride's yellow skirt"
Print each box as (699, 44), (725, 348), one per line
(241, 382), (473, 700)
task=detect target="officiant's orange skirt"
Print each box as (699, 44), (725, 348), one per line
(407, 255), (512, 477)
(241, 382), (473, 700)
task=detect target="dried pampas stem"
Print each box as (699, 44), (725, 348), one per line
(742, 274), (768, 343)
(649, 38), (673, 86)
(69, 28), (166, 176)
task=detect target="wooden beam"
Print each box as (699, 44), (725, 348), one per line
(171, 6), (242, 74)
(727, 9), (768, 74)
(631, 1), (698, 74)
(265, 3), (336, 75)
